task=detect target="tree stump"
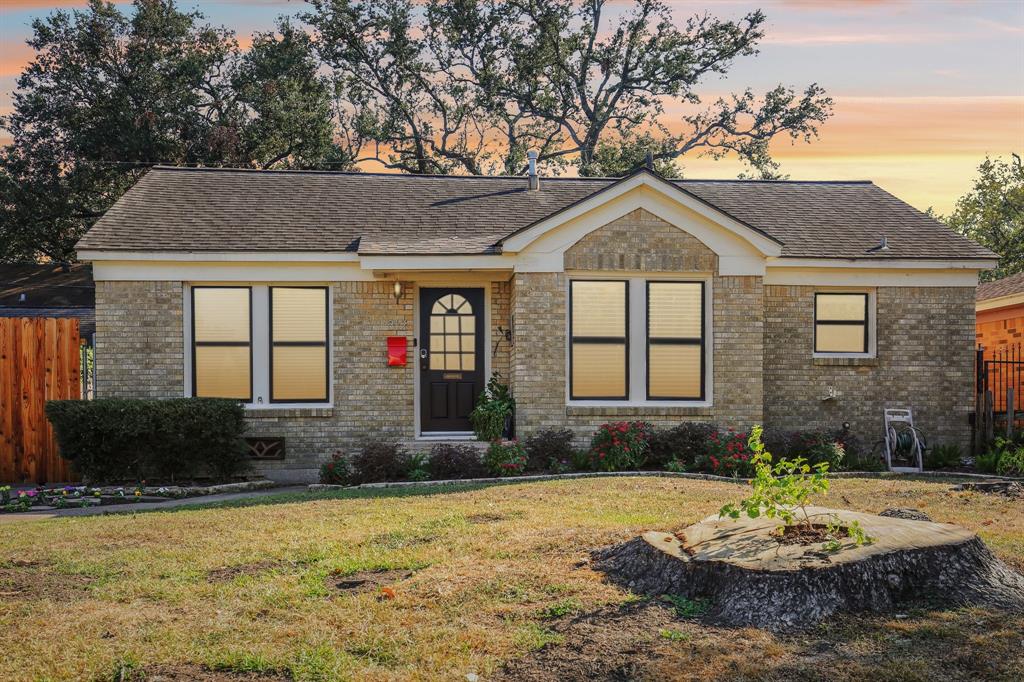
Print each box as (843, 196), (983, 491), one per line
(592, 506), (1024, 631)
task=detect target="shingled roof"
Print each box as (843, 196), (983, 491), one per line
(977, 272), (1024, 302)
(77, 166), (995, 260)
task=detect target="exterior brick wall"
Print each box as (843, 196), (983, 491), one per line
(491, 278), (513, 383)
(95, 281), (184, 399)
(976, 304), (1024, 352)
(511, 209), (763, 444)
(763, 285), (976, 452)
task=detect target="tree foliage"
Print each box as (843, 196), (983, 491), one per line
(0, 0), (342, 264)
(3, 0), (834, 263)
(942, 154), (1024, 282)
(305, 0), (832, 177)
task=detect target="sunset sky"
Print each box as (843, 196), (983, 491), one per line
(1, 0), (1022, 214)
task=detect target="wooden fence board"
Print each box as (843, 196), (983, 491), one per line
(0, 318), (80, 483)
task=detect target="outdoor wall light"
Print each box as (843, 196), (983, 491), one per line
(392, 281), (403, 304)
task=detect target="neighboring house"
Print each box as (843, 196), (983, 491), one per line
(76, 165), (996, 481)
(0, 263), (96, 339)
(976, 272), (1024, 352)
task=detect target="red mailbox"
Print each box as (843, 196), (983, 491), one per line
(387, 336), (407, 367)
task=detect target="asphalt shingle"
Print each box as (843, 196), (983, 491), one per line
(76, 166), (995, 261)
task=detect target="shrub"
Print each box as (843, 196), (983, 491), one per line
(585, 421), (650, 471)
(45, 398), (248, 483)
(469, 373), (515, 441)
(764, 430), (845, 470)
(348, 440), (413, 484)
(976, 450), (1001, 474)
(647, 422), (717, 468)
(427, 443), (486, 480)
(483, 440), (529, 476)
(319, 451), (351, 485)
(925, 443), (962, 470)
(695, 428), (754, 477)
(996, 446), (1024, 476)
(524, 428), (575, 470)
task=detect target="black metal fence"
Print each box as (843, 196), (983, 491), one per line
(976, 343), (1024, 446)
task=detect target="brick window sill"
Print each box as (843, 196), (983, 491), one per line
(245, 407), (334, 419)
(812, 357), (878, 367)
(566, 405), (714, 417)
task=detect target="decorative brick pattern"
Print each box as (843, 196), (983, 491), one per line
(564, 208), (717, 272)
(763, 285), (976, 451)
(513, 210), (763, 445)
(95, 281), (184, 399)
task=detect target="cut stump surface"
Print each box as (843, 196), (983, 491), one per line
(593, 506), (1024, 631)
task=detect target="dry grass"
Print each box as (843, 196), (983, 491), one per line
(1, 477), (1022, 681)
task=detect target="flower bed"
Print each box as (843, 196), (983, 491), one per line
(0, 480), (276, 513)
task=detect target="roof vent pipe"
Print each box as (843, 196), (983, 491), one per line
(878, 236), (890, 251)
(527, 150), (540, 191)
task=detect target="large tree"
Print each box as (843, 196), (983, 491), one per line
(0, 0), (342, 264)
(944, 154), (1024, 282)
(304, 0), (832, 176)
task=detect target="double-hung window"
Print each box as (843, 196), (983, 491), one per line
(814, 293), (869, 354)
(192, 287), (252, 401)
(569, 278), (707, 403)
(190, 284), (330, 405)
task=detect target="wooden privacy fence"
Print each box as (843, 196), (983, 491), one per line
(0, 318), (81, 484)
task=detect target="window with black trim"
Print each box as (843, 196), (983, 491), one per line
(270, 286), (329, 402)
(814, 293), (869, 354)
(192, 286), (252, 400)
(570, 280), (628, 399)
(647, 281), (704, 400)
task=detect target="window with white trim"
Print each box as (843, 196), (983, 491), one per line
(814, 293), (869, 354)
(190, 284), (331, 405)
(569, 278), (707, 403)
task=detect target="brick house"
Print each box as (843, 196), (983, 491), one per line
(976, 272), (1024, 352)
(77, 165), (996, 481)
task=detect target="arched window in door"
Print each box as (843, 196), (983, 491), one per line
(429, 294), (476, 371)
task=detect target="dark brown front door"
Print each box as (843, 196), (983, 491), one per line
(420, 288), (485, 432)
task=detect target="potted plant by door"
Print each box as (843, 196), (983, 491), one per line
(470, 373), (515, 441)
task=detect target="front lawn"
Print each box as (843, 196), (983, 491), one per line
(1, 477), (1022, 681)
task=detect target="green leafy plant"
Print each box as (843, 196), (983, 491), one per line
(695, 428), (754, 477)
(46, 398), (249, 483)
(925, 443), (962, 470)
(348, 440), (414, 484)
(647, 422), (717, 468)
(585, 421), (650, 471)
(996, 446), (1024, 476)
(660, 594), (710, 618)
(483, 440), (529, 477)
(976, 450), (1001, 474)
(719, 426), (873, 551)
(523, 427), (575, 470)
(469, 373), (515, 441)
(427, 443), (487, 480)
(665, 458), (688, 473)
(319, 450), (350, 485)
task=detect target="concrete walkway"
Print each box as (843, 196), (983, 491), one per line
(0, 485), (308, 522)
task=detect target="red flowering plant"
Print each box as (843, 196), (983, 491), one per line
(318, 450), (351, 485)
(586, 421), (651, 471)
(695, 428), (754, 477)
(484, 439), (529, 476)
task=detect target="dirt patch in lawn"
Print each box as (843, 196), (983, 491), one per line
(0, 562), (93, 600)
(325, 568), (415, 595)
(466, 513), (506, 524)
(128, 664), (289, 681)
(494, 601), (678, 681)
(206, 560), (285, 583)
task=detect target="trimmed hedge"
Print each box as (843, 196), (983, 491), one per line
(45, 398), (249, 483)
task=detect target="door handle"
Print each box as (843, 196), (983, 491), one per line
(420, 348), (428, 369)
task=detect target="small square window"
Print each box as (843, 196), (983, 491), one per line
(814, 293), (868, 354)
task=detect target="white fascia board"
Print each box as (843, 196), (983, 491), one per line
(764, 266), (979, 287)
(92, 260), (375, 282)
(358, 254), (514, 271)
(977, 292), (1024, 312)
(502, 173), (783, 257)
(78, 250), (359, 263)
(768, 257), (997, 270)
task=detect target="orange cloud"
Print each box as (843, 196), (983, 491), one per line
(0, 43), (34, 78)
(1, 1), (95, 7)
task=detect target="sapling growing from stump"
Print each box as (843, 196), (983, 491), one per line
(719, 426), (871, 550)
